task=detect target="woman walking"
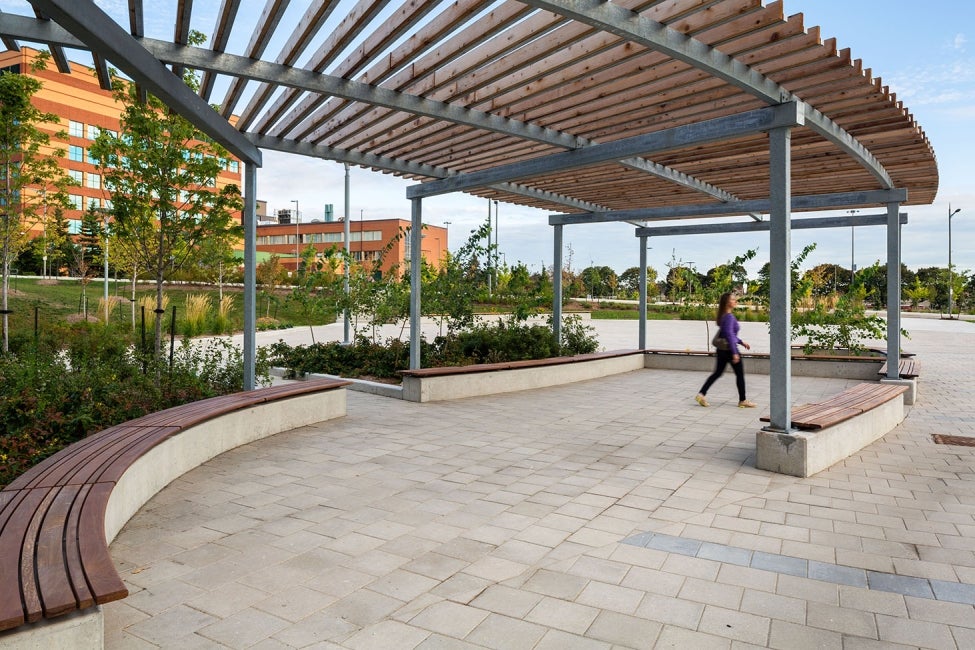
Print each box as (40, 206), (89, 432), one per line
(695, 292), (756, 408)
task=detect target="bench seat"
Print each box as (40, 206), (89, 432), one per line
(759, 383), (908, 431)
(877, 358), (920, 379)
(0, 379), (348, 636)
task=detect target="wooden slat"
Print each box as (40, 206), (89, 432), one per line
(760, 383), (907, 431)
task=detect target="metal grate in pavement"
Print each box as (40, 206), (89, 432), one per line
(932, 434), (975, 446)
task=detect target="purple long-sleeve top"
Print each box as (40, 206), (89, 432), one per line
(719, 312), (742, 355)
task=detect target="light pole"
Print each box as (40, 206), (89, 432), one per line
(103, 211), (110, 322)
(948, 204), (962, 318)
(291, 199), (299, 272)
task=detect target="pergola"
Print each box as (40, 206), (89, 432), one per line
(0, 0), (937, 433)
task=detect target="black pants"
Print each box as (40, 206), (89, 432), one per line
(699, 349), (746, 402)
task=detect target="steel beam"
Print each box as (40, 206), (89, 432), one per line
(550, 189), (910, 225)
(520, 0), (894, 188)
(246, 133), (607, 212)
(638, 236), (647, 349)
(408, 103), (804, 199)
(27, 0), (262, 165)
(634, 213), (907, 238)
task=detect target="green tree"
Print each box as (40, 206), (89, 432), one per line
(619, 266), (658, 298)
(89, 35), (243, 354)
(72, 202), (104, 313)
(0, 53), (73, 351)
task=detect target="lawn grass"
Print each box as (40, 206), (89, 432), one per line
(3, 277), (330, 341)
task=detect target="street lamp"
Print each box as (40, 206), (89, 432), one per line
(948, 205), (962, 318)
(291, 199), (299, 272)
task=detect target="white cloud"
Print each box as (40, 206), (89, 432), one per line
(952, 33), (968, 52)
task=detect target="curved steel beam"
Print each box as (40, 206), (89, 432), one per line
(520, 0), (894, 188)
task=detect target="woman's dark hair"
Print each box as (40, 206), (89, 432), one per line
(716, 292), (734, 324)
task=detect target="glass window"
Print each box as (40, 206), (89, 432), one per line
(68, 219), (81, 235)
(68, 194), (83, 210)
(86, 125), (100, 140)
(103, 199), (113, 210)
(87, 150), (99, 166)
(69, 121), (84, 138)
(68, 170), (83, 184)
(86, 173), (101, 190)
(69, 145), (84, 162)
(229, 160), (239, 173)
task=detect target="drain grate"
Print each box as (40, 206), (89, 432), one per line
(932, 434), (975, 447)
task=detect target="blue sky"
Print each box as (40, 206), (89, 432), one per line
(4, 0), (972, 277)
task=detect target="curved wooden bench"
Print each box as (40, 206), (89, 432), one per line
(0, 379), (349, 638)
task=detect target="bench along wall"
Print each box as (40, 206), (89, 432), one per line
(0, 380), (349, 649)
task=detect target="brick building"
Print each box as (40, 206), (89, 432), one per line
(256, 215), (448, 276)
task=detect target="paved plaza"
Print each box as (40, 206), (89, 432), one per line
(105, 317), (975, 648)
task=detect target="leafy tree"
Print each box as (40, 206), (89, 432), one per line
(903, 277), (930, 309)
(0, 53), (73, 351)
(754, 243), (816, 309)
(580, 265), (617, 299)
(618, 266), (658, 299)
(803, 263), (846, 296)
(256, 255), (287, 318)
(89, 33), (243, 354)
(71, 202), (104, 312)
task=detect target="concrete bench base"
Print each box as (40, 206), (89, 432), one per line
(755, 393), (906, 477)
(401, 351), (645, 402)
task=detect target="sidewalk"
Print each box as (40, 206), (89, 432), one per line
(105, 318), (975, 648)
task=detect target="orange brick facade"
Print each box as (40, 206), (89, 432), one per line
(0, 47), (242, 236)
(257, 218), (448, 277)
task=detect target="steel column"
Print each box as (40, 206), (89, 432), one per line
(768, 127), (792, 432)
(243, 163), (257, 390)
(553, 225), (563, 345)
(343, 163), (351, 344)
(638, 236), (648, 349)
(410, 198), (423, 369)
(886, 202), (902, 377)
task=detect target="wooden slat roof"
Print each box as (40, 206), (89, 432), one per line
(3, 0), (938, 214)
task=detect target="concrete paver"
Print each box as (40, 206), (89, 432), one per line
(105, 317), (975, 648)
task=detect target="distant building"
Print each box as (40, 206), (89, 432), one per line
(256, 216), (448, 276)
(0, 47), (242, 236)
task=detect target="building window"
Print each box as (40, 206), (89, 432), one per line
(68, 219), (81, 235)
(68, 194), (83, 210)
(229, 160), (239, 173)
(69, 145), (84, 162)
(69, 120), (84, 138)
(86, 125), (101, 140)
(103, 198), (113, 211)
(86, 173), (101, 190)
(68, 170), (83, 185)
(350, 230), (381, 242)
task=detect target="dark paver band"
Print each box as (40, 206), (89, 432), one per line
(622, 531), (975, 605)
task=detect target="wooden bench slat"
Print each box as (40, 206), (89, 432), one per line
(0, 490), (44, 630)
(66, 485), (96, 611)
(36, 486), (83, 618)
(79, 483), (128, 605)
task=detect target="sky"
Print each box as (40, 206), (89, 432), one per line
(3, 0), (973, 278)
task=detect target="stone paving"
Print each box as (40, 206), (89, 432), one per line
(105, 317), (975, 648)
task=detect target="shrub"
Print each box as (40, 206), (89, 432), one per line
(0, 324), (268, 488)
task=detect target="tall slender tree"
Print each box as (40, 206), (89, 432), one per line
(0, 52), (73, 351)
(89, 33), (242, 353)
